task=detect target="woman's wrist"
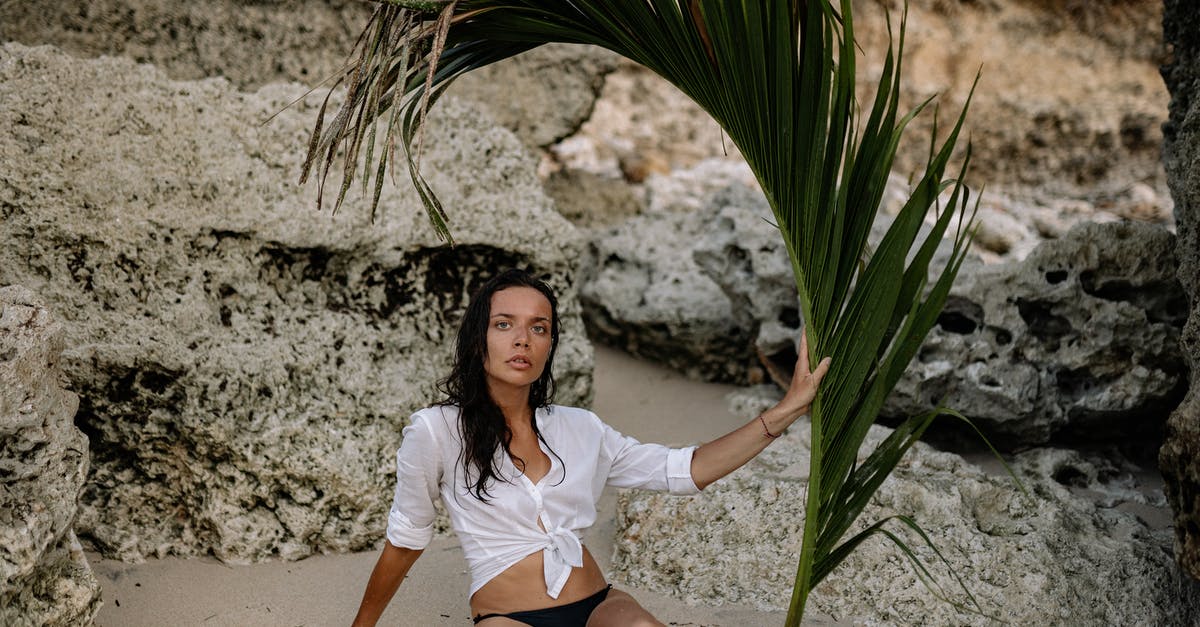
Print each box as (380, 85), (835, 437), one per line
(758, 405), (801, 438)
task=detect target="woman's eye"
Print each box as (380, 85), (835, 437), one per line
(532, 325), (547, 334)
(495, 321), (511, 330)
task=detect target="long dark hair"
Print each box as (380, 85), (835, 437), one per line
(438, 268), (563, 502)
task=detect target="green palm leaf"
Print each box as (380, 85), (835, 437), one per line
(301, 1), (990, 623)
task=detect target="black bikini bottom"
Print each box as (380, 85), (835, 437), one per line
(472, 584), (612, 627)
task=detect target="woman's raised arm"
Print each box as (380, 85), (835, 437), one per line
(351, 543), (424, 627)
(690, 331), (831, 490)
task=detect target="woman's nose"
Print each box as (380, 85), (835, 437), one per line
(514, 330), (529, 347)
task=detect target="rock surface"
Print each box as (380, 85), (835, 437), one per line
(691, 184), (801, 377)
(0, 286), (102, 626)
(612, 388), (1200, 625)
(542, 168), (643, 229)
(577, 161), (770, 383)
(587, 171), (1186, 446)
(579, 190), (750, 383)
(857, 0), (1168, 201)
(0, 1), (616, 151)
(0, 43), (591, 562)
(1160, 0), (1200, 581)
(556, 0), (1170, 218)
(887, 221), (1187, 445)
(0, 0), (371, 89)
(450, 44), (619, 151)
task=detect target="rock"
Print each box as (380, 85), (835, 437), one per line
(0, 43), (591, 562)
(584, 170), (1180, 449)
(1013, 447), (1167, 512)
(611, 387), (1200, 625)
(0, 286), (102, 626)
(553, 0), (1169, 220)
(691, 184), (800, 380)
(0, 0), (372, 89)
(542, 168), (643, 229)
(854, 0), (1168, 202)
(450, 44), (620, 151)
(577, 163), (780, 383)
(1159, 0), (1200, 582)
(582, 170), (973, 386)
(0, 2), (615, 150)
(553, 59), (744, 177)
(972, 203), (1034, 257)
(887, 221), (1187, 446)
(642, 158), (757, 215)
(579, 197), (749, 383)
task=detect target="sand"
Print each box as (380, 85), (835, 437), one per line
(88, 345), (848, 626)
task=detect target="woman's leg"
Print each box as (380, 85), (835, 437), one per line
(584, 589), (664, 627)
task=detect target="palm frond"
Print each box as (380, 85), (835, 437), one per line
(301, 1), (998, 624)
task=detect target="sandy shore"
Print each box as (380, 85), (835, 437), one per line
(89, 345), (849, 626)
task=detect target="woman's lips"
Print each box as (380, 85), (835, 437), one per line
(507, 356), (531, 370)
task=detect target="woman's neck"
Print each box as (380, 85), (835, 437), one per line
(488, 383), (533, 429)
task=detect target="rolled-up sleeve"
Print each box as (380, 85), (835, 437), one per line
(600, 419), (700, 495)
(385, 413), (441, 549)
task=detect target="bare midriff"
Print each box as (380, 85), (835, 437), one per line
(469, 544), (608, 617)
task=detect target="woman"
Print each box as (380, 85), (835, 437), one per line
(352, 269), (830, 626)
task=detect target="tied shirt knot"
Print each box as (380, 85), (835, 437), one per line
(542, 526), (583, 598)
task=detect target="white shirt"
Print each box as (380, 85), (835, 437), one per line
(385, 404), (700, 599)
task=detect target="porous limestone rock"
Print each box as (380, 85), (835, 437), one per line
(0, 43), (590, 562)
(584, 164), (1182, 447)
(693, 190), (1183, 446)
(0, 286), (102, 626)
(690, 184), (800, 381)
(1014, 446), (1167, 513)
(611, 388), (1200, 625)
(547, 0), (1171, 258)
(552, 58), (744, 179)
(690, 175), (967, 377)
(0, 1), (616, 150)
(578, 189), (750, 383)
(641, 158), (758, 216)
(0, 0), (372, 89)
(1159, 0), (1200, 581)
(878, 0), (1168, 200)
(554, 0), (1170, 222)
(583, 169), (966, 386)
(887, 221), (1187, 445)
(449, 44), (619, 151)
(542, 168), (643, 229)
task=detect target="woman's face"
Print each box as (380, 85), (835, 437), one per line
(483, 286), (554, 395)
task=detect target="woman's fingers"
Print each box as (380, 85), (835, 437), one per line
(812, 356), (831, 383)
(798, 329), (811, 373)
(787, 330), (830, 413)
(795, 329), (829, 381)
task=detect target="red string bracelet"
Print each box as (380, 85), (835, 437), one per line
(758, 413), (780, 439)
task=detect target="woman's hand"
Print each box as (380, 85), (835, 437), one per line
(772, 329), (832, 421)
(690, 328), (831, 490)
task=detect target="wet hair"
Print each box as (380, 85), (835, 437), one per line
(437, 268), (563, 502)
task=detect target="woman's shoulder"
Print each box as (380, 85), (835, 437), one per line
(542, 404), (604, 429)
(412, 404), (460, 418)
(408, 405), (461, 441)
